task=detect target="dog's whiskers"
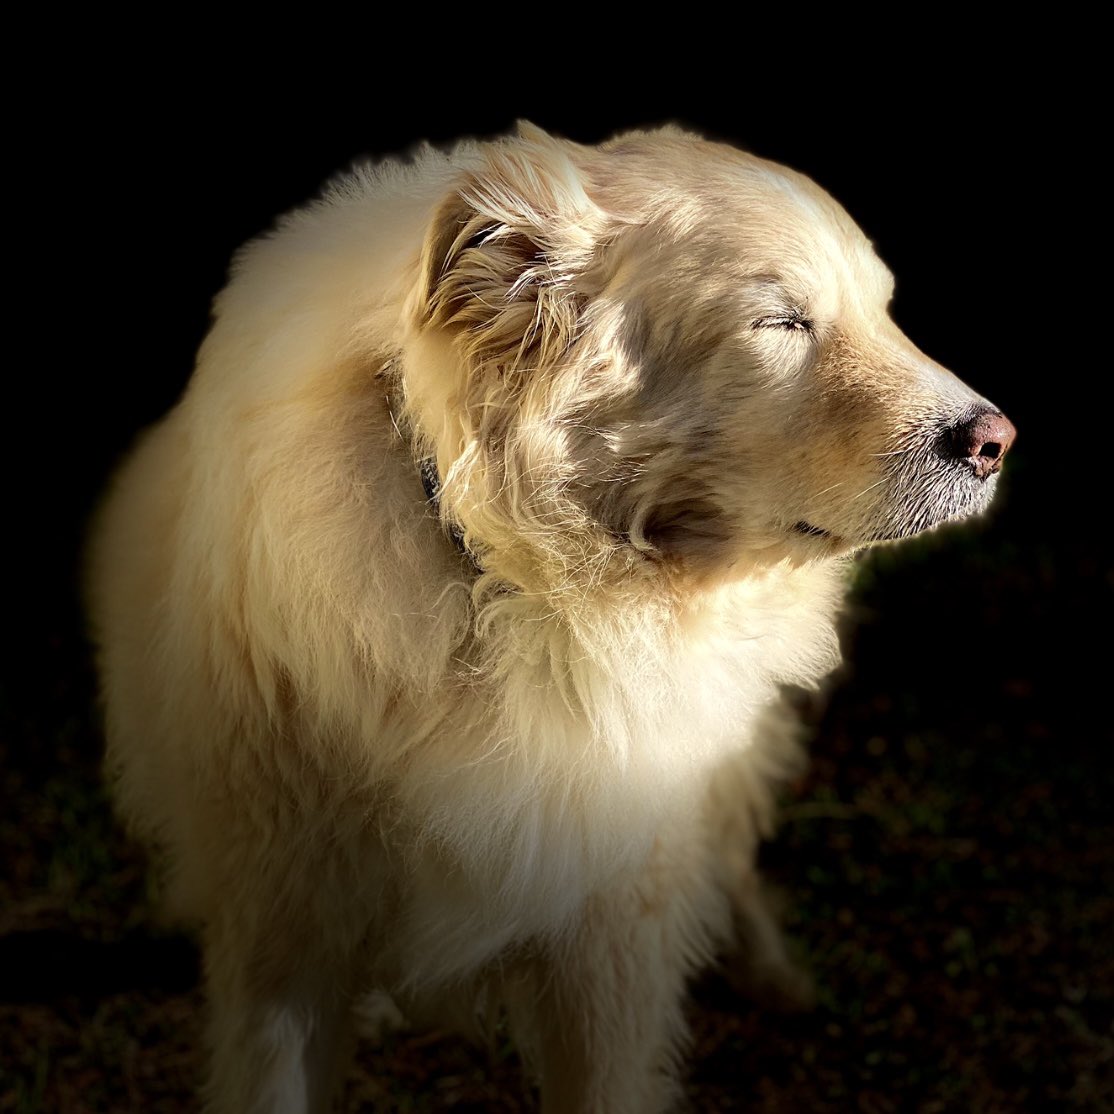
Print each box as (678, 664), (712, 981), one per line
(850, 478), (887, 502)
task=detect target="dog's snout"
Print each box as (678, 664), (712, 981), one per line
(943, 408), (1017, 478)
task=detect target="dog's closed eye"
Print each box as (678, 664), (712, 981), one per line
(752, 312), (813, 333)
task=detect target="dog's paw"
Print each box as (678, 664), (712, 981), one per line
(723, 949), (816, 1014)
(352, 990), (408, 1040)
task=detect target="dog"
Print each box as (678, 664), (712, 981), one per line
(87, 122), (1015, 1113)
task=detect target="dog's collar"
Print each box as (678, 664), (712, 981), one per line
(417, 455), (443, 511)
(384, 382), (477, 569)
(416, 453), (472, 562)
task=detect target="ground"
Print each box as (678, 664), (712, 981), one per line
(2, 496), (1111, 1112)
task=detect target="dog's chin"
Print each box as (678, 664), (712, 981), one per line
(794, 470), (1001, 550)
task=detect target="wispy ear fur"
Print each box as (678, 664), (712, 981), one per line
(404, 125), (652, 599)
(406, 124), (782, 591)
(420, 122), (608, 375)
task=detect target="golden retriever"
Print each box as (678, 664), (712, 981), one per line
(87, 123), (1014, 1113)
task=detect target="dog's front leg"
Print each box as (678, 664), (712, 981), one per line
(199, 910), (357, 1114)
(511, 853), (722, 1114)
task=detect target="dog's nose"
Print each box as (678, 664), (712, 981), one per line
(944, 408), (1017, 478)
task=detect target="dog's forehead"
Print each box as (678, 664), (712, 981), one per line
(595, 133), (893, 308)
(746, 170), (893, 314)
(715, 154), (890, 298)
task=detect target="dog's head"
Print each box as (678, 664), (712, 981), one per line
(404, 123), (1014, 589)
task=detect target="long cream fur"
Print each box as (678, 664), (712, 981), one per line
(87, 123), (1003, 1113)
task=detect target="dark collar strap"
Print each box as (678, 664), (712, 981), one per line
(418, 455), (443, 508)
(418, 454), (471, 561)
(384, 379), (475, 567)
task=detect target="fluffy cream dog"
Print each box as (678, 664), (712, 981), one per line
(88, 123), (1014, 1113)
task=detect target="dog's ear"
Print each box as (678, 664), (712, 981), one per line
(417, 123), (609, 376)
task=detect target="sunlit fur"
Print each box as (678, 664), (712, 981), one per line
(87, 123), (1003, 1114)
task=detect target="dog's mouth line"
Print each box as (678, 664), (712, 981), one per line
(794, 513), (974, 547)
(792, 520), (836, 541)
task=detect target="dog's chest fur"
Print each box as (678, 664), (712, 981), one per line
(375, 559), (847, 983)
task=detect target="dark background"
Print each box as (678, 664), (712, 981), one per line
(4, 62), (1110, 1111)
